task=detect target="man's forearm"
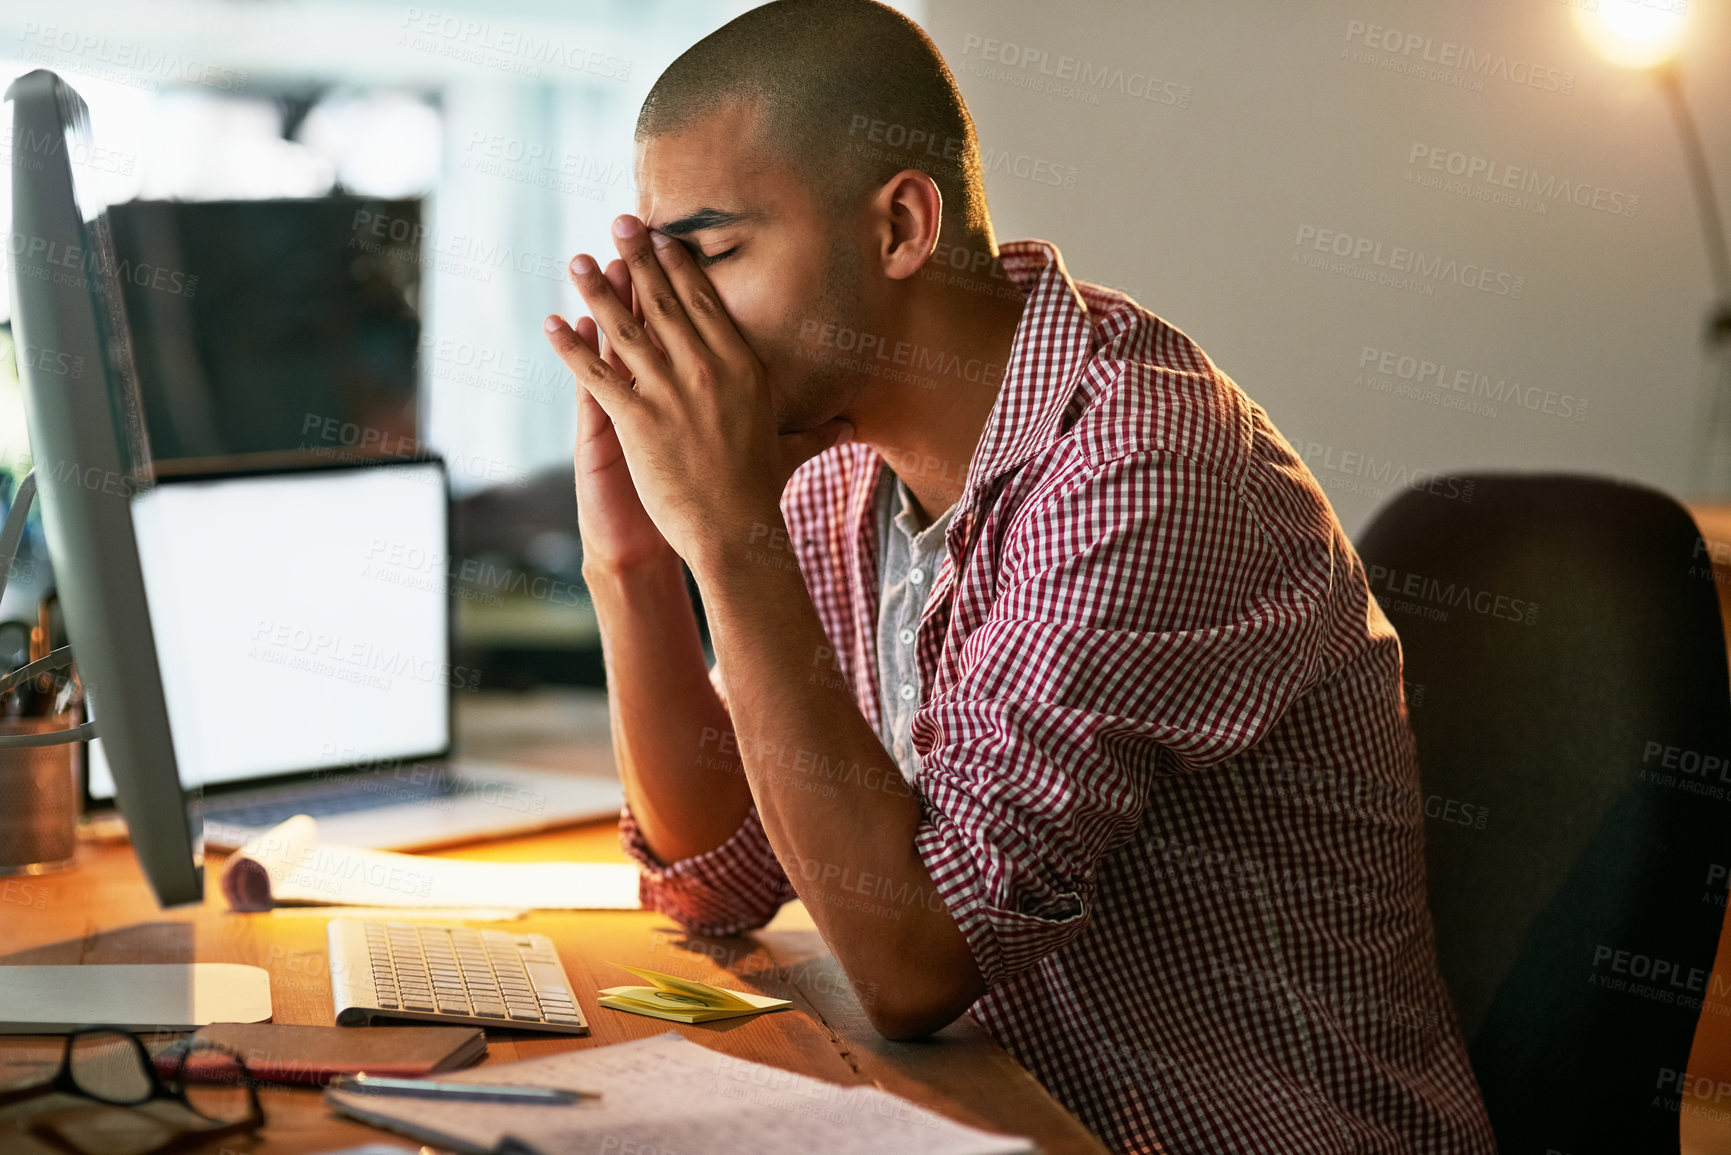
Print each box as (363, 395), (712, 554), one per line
(585, 554), (751, 864)
(693, 525), (985, 1039)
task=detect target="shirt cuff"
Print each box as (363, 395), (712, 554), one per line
(618, 801), (793, 936)
(913, 803), (1090, 989)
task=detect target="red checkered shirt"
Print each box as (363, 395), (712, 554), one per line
(619, 239), (1496, 1154)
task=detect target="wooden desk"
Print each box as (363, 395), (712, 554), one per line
(0, 690), (1104, 1154)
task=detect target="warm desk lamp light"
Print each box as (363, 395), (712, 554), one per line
(1575, 0), (1731, 493)
(1572, 0), (1690, 69)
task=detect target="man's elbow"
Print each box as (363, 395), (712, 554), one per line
(861, 970), (984, 1041)
(865, 995), (964, 1041)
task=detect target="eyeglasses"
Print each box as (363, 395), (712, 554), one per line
(0, 1026), (264, 1155)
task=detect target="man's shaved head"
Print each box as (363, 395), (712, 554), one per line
(636, 0), (990, 247)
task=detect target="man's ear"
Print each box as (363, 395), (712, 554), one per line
(870, 170), (943, 281)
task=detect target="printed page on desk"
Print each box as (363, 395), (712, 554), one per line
(221, 815), (641, 912)
(325, 1031), (1035, 1155)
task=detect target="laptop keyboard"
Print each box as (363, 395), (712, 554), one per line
(195, 767), (463, 828)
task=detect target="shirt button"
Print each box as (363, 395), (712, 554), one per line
(899, 683), (916, 701)
(908, 567), (926, 585)
(898, 628), (915, 646)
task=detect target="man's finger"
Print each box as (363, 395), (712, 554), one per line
(544, 313), (638, 417)
(609, 215), (711, 373)
(574, 315), (600, 356)
(604, 257), (632, 314)
(568, 253), (668, 391)
(647, 228), (749, 359)
(599, 259), (634, 376)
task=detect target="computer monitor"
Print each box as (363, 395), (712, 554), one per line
(5, 70), (202, 906)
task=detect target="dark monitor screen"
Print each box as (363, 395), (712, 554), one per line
(106, 196), (422, 465)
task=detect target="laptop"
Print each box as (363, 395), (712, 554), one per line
(83, 456), (624, 851)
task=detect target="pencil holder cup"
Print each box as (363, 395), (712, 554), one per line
(0, 711), (80, 875)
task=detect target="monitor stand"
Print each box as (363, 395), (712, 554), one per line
(0, 963), (272, 1032)
(0, 471), (96, 748)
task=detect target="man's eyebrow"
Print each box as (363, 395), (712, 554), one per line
(653, 207), (760, 236)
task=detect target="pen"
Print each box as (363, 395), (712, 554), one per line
(328, 1073), (599, 1104)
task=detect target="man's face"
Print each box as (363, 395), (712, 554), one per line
(635, 99), (872, 435)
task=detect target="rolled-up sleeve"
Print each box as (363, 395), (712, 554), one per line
(910, 449), (1326, 986)
(619, 802), (797, 935)
(615, 657), (797, 935)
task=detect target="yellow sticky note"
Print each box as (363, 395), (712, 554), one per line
(598, 964), (791, 1023)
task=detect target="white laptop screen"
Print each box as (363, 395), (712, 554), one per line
(87, 461), (451, 800)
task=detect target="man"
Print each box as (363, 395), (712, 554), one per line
(540, 2), (1496, 1151)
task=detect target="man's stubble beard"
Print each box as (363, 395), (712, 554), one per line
(762, 231), (870, 435)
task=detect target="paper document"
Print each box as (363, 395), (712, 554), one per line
(597, 964), (791, 1023)
(220, 815), (641, 912)
(263, 905), (527, 922)
(325, 1030), (1035, 1155)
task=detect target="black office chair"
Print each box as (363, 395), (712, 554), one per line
(1356, 473), (1731, 1155)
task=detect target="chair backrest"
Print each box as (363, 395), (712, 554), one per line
(1356, 473), (1731, 1154)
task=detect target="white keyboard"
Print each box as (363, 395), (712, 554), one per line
(328, 918), (589, 1035)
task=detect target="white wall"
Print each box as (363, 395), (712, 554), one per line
(924, 0), (1731, 535)
(2, 0), (1720, 522)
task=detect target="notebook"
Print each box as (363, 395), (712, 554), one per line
(151, 1023), (487, 1085)
(325, 1030), (1034, 1155)
(220, 815), (641, 913)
